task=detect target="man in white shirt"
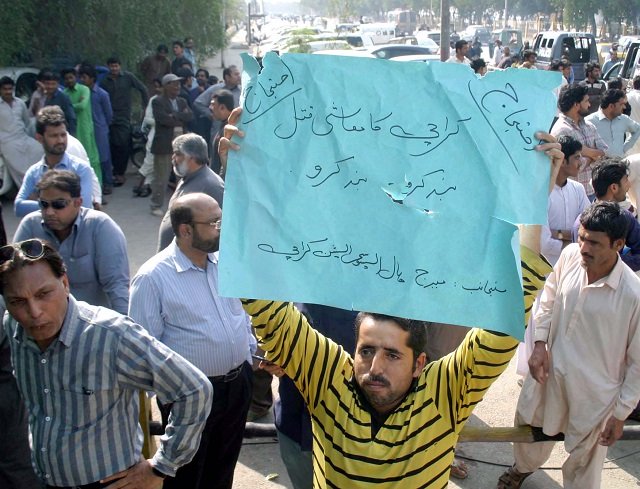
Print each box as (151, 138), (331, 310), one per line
(446, 40), (471, 65)
(626, 76), (640, 154)
(0, 76), (44, 186)
(498, 201), (640, 489)
(541, 135), (590, 265)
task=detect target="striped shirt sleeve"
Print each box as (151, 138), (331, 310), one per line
(427, 245), (552, 431)
(241, 300), (347, 412)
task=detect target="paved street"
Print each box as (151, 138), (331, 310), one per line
(2, 33), (639, 488)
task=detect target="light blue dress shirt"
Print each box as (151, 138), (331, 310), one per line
(14, 152), (95, 217)
(585, 110), (640, 157)
(129, 241), (256, 377)
(14, 207), (130, 314)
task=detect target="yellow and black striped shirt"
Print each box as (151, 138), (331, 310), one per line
(242, 246), (550, 488)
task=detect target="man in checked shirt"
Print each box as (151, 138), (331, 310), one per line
(0, 239), (212, 489)
(551, 83), (607, 201)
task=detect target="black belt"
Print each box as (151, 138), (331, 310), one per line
(46, 481), (108, 489)
(209, 363), (244, 383)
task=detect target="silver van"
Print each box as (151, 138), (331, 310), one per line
(532, 31), (598, 81)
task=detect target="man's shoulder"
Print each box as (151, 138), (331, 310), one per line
(565, 178), (587, 194)
(19, 210), (43, 227)
(66, 153), (93, 170)
(135, 246), (177, 278)
(79, 207), (121, 229)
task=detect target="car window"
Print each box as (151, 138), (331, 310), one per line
(15, 73), (37, 103)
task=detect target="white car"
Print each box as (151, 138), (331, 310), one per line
(0, 67), (39, 103)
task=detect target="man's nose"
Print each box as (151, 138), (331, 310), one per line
(27, 299), (43, 319)
(369, 352), (385, 375)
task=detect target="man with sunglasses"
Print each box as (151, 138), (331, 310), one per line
(130, 192), (256, 489)
(13, 170), (129, 314)
(0, 239), (213, 488)
(14, 106), (96, 218)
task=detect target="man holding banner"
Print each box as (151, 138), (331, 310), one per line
(219, 105), (564, 487)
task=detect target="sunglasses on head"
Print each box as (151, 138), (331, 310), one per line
(0, 239), (46, 266)
(39, 198), (71, 210)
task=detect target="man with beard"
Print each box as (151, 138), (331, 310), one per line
(14, 107), (94, 217)
(130, 192), (256, 489)
(551, 83), (607, 200)
(156, 133), (224, 252)
(13, 170), (129, 314)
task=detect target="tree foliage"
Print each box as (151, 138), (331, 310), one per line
(0, 0), (227, 71)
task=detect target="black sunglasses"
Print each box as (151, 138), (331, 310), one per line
(38, 198), (71, 210)
(0, 239), (46, 265)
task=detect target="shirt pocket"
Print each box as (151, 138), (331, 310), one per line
(59, 382), (104, 431)
(66, 253), (95, 285)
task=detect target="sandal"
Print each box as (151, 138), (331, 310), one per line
(450, 459), (468, 479)
(497, 465), (532, 489)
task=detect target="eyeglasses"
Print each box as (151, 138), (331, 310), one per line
(0, 239), (46, 266)
(39, 198), (71, 210)
(190, 219), (222, 230)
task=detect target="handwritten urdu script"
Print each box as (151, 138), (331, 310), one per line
(219, 52), (560, 338)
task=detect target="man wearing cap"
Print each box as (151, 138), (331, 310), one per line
(150, 73), (193, 217)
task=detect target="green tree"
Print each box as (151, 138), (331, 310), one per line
(0, 0), (226, 72)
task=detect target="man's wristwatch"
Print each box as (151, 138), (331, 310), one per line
(151, 466), (167, 479)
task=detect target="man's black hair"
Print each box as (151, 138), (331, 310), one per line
(557, 135), (582, 161)
(591, 157), (629, 199)
(579, 201), (629, 244)
(354, 312), (427, 362)
(558, 83), (589, 113)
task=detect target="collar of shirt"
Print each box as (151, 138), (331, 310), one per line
(183, 165), (206, 184)
(0, 97), (17, 107)
(558, 113), (584, 131)
(169, 241), (217, 273)
(38, 152), (73, 171)
(588, 255), (624, 290)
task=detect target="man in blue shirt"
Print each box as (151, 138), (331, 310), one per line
(79, 64), (115, 193)
(14, 107), (94, 217)
(14, 170), (129, 314)
(0, 239), (212, 487)
(40, 69), (76, 136)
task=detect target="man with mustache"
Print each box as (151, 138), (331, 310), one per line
(14, 107), (95, 218)
(220, 109), (565, 488)
(13, 170), (129, 314)
(499, 201), (640, 488)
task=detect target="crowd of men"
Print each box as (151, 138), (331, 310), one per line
(0, 34), (639, 489)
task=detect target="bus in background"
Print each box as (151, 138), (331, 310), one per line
(386, 9), (417, 36)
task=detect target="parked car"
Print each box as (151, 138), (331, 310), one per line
(369, 44), (437, 59)
(461, 25), (491, 44)
(387, 36), (439, 53)
(532, 31), (598, 81)
(490, 29), (523, 58)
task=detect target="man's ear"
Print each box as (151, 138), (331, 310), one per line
(613, 237), (626, 253)
(412, 352), (427, 378)
(178, 222), (192, 239)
